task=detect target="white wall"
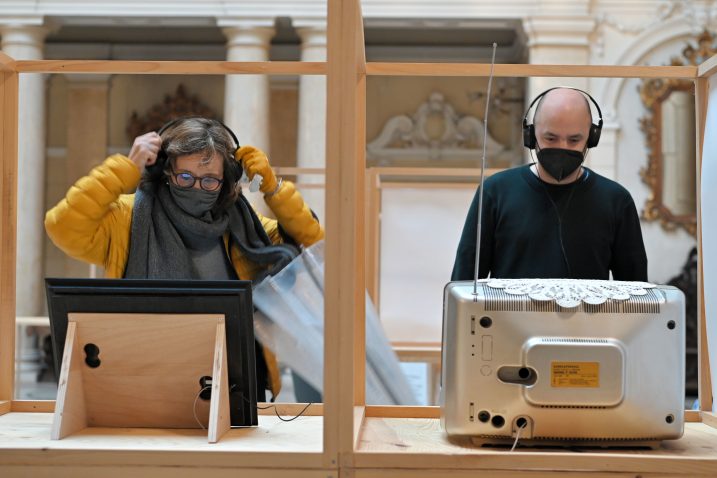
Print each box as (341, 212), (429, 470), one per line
(379, 186), (476, 343)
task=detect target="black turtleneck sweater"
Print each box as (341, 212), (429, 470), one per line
(451, 165), (648, 281)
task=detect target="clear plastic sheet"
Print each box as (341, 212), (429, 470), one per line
(253, 240), (417, 405)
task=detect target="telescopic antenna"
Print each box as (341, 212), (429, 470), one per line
(473, 42), (497, 296)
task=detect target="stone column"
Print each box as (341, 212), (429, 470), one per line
(522, 16), (596, 97)
(220, 22), (274, 213)
(296, 25), (327, 223)
(0, 23), (48, 316)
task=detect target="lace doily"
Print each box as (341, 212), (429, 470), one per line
(485, 278), (656, 309)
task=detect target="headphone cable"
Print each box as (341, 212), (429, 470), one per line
(529, 153), (580, 278)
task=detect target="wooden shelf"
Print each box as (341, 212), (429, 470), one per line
(355, 417), (717, 475)
(3, 411), (717, 476)
(0, 412), (323, 470)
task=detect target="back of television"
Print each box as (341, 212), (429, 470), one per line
(441, 279), (685, 446)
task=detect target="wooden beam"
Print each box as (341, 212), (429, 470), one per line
(11, 400), (55, 413)
(0, 68), (18, 403)
(0, 52), (15, 72)
(379, 182), (479, 190)
(698, 53), (717, 78)
(353, 0), (368, 416)
(366, 63), (697, 78)
(207, 322), (230, 444)
(14, 60), (327, 76)
(324, 0), (366, 468)
(702, 411), (717, 430)
(365, 169), (381, 306)
(274, 167), (326, 176)
(685, 409), (702, 423)
(0, 400), (10, 416)
(695, 76), (713, 412)
(371, 167), (502, 178)
(273, 167), (502, 179)
(365, 406), (441, 419)
(353, 405), (366, 451)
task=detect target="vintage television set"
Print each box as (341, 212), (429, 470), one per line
(45, 278), (258, 428)
(441, 279), (686, 445)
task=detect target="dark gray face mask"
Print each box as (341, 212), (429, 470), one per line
(168, 183), (220, 217)
(536, 147), (584, 182)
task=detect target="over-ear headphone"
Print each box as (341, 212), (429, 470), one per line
(154, 116), (241, 170)
(522, 87), (603, 150)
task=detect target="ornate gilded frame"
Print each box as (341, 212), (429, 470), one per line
(639, 31), (716, 236)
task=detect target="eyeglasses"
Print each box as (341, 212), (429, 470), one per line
(170, 170), (224, 192)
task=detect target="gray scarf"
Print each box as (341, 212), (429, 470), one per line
(125, 182), (298, 282)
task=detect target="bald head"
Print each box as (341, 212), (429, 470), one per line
(532, 88), (593, 152)
(534, 88), (592, 129)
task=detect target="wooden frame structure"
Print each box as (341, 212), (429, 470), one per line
(1, 0), (717, 476)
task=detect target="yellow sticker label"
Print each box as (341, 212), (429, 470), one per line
(550, 362), (599, 388)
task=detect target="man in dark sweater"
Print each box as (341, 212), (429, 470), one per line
(451, 87), (647, 281)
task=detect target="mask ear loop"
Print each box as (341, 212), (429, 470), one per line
(567, 144), (589, 184)
(529, 147), (544, 182)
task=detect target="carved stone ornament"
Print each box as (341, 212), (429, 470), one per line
(486, 278), (656, 309)
(366, 92), (507, 163)
(126, 84), (217, 141)
(638, 31), (716, 237)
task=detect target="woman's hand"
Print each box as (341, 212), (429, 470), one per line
(128, 132), (162, 172)
(236, 145), (278, 195)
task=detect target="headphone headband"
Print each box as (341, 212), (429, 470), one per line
(522, 87), (603, 149)
(158, 116), (240, 153)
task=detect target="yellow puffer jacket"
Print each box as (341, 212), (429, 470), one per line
(45, 154), (324, 398)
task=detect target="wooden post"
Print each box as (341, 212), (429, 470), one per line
(0, 53), (18, 409)
(324, 0), (366, 468)
(208, 322), (231, 443)
(51, 322), (88, 439)
(695, 76), (713, 413)
(365, 168), (381, 308)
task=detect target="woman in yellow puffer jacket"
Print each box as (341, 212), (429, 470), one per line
(45, 117), (324, 401)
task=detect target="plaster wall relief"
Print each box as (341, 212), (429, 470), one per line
(126, 84), (219, 140)
(367, 92), (515, 167)
(366, 78), (524, 169)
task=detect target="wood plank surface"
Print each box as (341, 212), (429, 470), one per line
(0, 412), (323, 468)
(0, 467), (334, 478)
(355, 417), (717, 474)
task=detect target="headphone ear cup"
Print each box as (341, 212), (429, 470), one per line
(523, 122), (536, 149)
(587, 123), (601, 148)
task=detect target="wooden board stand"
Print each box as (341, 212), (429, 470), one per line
(51, 313), (231, 443)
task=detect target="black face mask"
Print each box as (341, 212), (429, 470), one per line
(536, 147), (584, 182)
